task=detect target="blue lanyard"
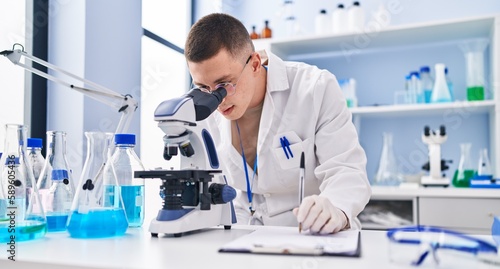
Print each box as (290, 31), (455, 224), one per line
(235, 120), (258, 214)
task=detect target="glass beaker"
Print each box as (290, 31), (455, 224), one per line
(37, 131), (75, 232)
(477, 148), (492, 177)
(374, 132), (402, 186)
(459, 39), (489, 101)
(66, 132), (128, 238)
(0, 124), (47, 242)
(452, 143), (475, 188)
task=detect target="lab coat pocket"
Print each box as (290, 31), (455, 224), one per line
(272, 131), (305, 170)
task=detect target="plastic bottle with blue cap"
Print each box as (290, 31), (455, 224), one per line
(37, 131), (75, 232)
(103, 134), (145, 227)
(27, 138), (45, 184)
(419, 66), (434, 103)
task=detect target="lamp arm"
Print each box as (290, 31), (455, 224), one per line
(1, 44), (138, 134)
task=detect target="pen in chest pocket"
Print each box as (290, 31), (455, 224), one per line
(280, 136), (294, 159)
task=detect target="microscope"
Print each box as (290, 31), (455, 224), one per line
(421, 125), (451, 187)
(135, 87), (237, 237)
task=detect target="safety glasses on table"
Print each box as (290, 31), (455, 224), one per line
(387, 225), (497, 266)
(190, 54), (252, 97)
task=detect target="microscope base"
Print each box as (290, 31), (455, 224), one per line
(421, 176), (450, 187)
(149, 203), (234, 237)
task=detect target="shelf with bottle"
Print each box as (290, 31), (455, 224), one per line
(349, 99), (495, 118)
(266, 15), (496, 60)
(370, 185), (500, 199)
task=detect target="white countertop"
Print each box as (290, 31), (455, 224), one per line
(0, 225), (498, 269)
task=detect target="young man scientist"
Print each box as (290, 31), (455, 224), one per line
(185, 13), (371, 234)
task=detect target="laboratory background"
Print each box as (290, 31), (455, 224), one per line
(1, 0), (500, 264)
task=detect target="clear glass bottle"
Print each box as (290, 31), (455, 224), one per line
(104, 134), (145, 227)
(27, 138), (45, 184)
(459, 39), (488, 101)
(67, 132), (128, 238)
(408, 71), (422, 104)
(431, 63), (452, 103)
(419, 66), (434, 104)
(0, 124), (47, 242)
(374, 132), (402, 186)
(37, 131), (74, 232)
(477, 148), (492, 178)
(452, 143), (475, 188)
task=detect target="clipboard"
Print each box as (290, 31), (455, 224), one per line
(219, 227), (361, 257)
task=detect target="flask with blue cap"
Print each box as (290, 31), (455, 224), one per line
(27, 138), (45, 184)
(0, 124), (47, 242)
(103, 134), (145, 227)
(37, 131), (75, 232)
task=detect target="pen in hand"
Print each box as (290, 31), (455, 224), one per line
(298, 151), (305, 233)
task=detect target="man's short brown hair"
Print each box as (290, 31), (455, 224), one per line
(185, 13), (254, 63)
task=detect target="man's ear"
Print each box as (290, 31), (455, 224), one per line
(251, 52), (263, 72)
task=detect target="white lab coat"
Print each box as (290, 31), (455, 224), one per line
(207, 50), (371, 229)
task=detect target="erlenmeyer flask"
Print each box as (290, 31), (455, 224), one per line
(374, 132), (402, 186)
(477, 148), (492, 178)
(67, 132), (128, 238)
(452, 143), (475, 188)
(37, 131), (75, 232)
(0, 124), (47, 242)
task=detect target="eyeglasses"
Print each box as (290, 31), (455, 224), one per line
(387, 225), (497, 266)
(191, 54), (252, 97)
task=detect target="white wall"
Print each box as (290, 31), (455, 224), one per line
(0, 1), (26, 151)
(48, 0), (142, 181)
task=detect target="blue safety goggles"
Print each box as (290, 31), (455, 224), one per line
(387, 225), (497, 266)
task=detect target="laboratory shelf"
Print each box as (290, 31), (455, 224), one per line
(267, 15), (495, 60)
(349, 100), (496, 118)
(371, 185), (500, 199)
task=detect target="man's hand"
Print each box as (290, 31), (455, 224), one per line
(293, 195), (349, 234)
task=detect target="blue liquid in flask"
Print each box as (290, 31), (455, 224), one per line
(67, 208), (128, 238)
(121, 185), (144, 227)
(46, 213), (69, 232)
(0, 199), (47, 242)
(0, 220), (47, 242)
(104, 185), (144, 227)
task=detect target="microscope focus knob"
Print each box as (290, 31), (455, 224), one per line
(208, 183), (236, 204)
(424, 126), (430, 136)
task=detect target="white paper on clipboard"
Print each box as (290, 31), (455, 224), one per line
(219, 227), (360, 257)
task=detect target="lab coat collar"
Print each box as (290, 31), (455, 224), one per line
(258, 50), (289, 93)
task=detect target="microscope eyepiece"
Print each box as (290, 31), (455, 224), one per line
(211, 86), (227, 103)
(424, 126), (430, 136)
(440, 125), (446, 136)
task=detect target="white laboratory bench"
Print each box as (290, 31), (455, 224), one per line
(362, 186), (500, 233)
(0, 225), (498, 269)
